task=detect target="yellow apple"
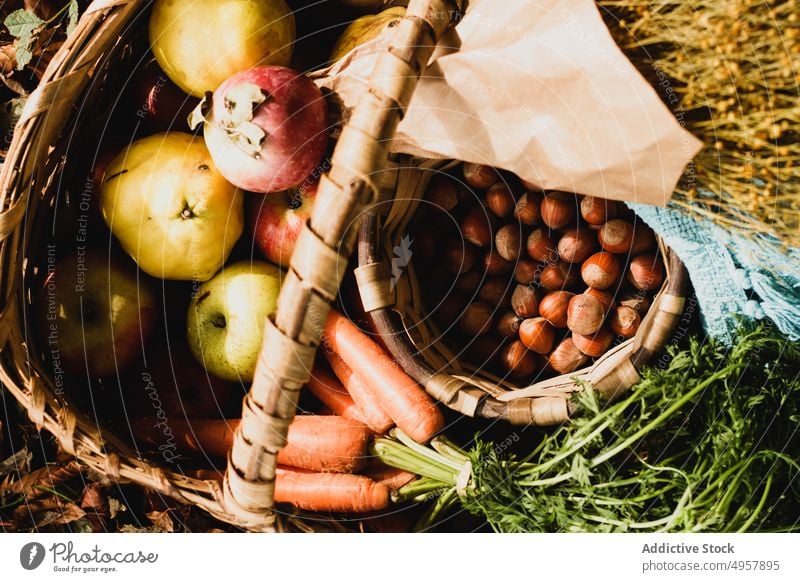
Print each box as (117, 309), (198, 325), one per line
(100, 132), (243, 281)
(330, 6), (406, 62)
(186, 261), (282, 382)
(149, 0), (295, 97)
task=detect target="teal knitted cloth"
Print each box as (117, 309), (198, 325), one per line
(629, 203), (800, 345)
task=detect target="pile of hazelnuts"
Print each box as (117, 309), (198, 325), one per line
(413, 162), (664, 382)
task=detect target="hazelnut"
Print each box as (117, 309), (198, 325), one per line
(496, 311), (523, 337)
(483, 250), (514, 276)
(580, 196), (617, 225)
(540, 192), (576, 229)
(433, 293), (467, 323)
(558, 227), (598, 263)
(514, 192), (542, 225)
(455, 269), (483, 294)
(538, 290), (574, 328)
(501, 340), (539, 378)
(485, 183), (516, 218)
(598, 219), (634, 254)
(626, 253), (664, 291)
(526, 227), (559, 263)
(620, 292), (650, 313)
(479, 278), (512, 307)
(463, 162), (498, 189)
(539, 261), (582, 290)
(442, 240), (478, 275)
(511, 284), (539, 318)
(425, 175), (460, 212)
(572, 327), (615, 358)
(630, 224), (656, 255)
(519, 317), (556, 354)
(495, 224), (523, 262)
(583, 287), (616, 314)
(609, 305), (641, 339)
(460, 206), (494, 247)
(581, 252), (622, 290)
(459, 302), (494, 336)
(549, 337), (589, 374)
(467, 336), (505, 368)
(567, 294), (605, 336)
(513, 258), (541, 285)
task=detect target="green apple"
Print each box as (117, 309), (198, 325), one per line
(149, 0), (295, 97)
(100, 132), (244, 281)
(37, 249), (156, 378)
(186, 260), (282, 382)
(330, 6), (406, 62)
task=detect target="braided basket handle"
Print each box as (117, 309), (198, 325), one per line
(221, 0), (462, 530)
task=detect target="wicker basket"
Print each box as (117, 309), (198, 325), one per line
(0, 0), (686, 531)
(354, 167), (688, 425)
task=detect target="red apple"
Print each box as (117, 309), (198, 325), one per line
(37, 249), (156, 378)
(124, 58), (200, 136)
(250, 181), (317, 267)
(192, 66), (328, 193)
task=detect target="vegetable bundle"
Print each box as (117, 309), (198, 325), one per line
(376, 325), (800, 532)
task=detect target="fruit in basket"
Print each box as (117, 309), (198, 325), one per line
(566, 294), (605, 336)
(572, 327), (615, 358)
(99, 132), (244, 281)
(539, 291), (573, 328)
(518, 317), (555, 355)
(549, 337), (589, 373)
(581, 251), (622, 289)
(416, 171), (666, 385)
(187, 261), (282, 382)
(330, 6), (406, 61)
(251, 181), (317, 268)
(38, 250), (156, 378)
(192, 66), (328, 193)
(125, 59), (199, 135)
(627, 253), (664, 291)
(540, 192), (576, 229)
(149, 0), (295, 97)
(462, 163), (498, 189)
(500, 340), (539, 378)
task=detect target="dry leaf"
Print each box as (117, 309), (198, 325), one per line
(8, 460), (80, 501)
(0, 447), (31, 478)
(79, 483), (108, 532)
(0, 43), (15, 75)
(14, 495), (86, 530)
(145, 509), (175, 532)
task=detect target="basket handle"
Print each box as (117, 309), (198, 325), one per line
(220, 0), (463, 530)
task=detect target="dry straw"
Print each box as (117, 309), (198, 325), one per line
(599, 0), (799, 246)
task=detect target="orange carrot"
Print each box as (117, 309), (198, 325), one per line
(279, 415), (371, 473)
(274, 466), (389, 513)
(131, 415), (372, 473)
(188, 467), (391, 514)
(305, 365), (374, 428)
(365, 465), (417, 490)
(324, 309), (444, 442)
(326, 352), (394, 435)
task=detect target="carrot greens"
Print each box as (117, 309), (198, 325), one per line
(374, 326), (800, 532)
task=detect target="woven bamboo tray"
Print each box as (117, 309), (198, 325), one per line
(0, 0), (462, 531)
